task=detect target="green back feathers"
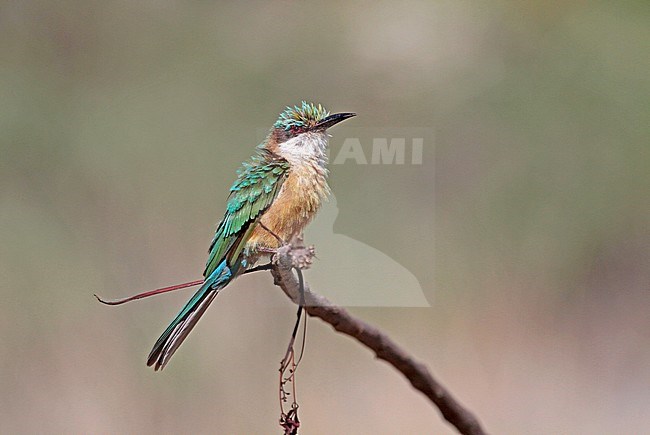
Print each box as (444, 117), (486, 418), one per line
(274, 101), (329, 131)
(203, 150), (289, 277)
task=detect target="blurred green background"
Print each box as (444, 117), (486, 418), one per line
(1, 1), (648, 434)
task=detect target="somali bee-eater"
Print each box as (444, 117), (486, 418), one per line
(146, 102), (355, 370)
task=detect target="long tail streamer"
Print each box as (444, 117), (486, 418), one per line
(94, 279), (204, 306)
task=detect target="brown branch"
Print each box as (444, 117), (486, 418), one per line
(270, 248), (488, 435)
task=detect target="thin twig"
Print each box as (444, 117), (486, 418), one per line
(270, 251), (488, 435)
(243, 262), (274, 274)
(278, 268), (307, 434)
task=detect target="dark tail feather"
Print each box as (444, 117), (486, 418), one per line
(147, 261), (233, 370)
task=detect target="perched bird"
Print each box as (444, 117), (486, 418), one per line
(147, 102), (355, 370)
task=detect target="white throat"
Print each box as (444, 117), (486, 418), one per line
(276, 131), (329, 167)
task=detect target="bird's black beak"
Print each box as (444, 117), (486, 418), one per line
(316, 112), (356, 130)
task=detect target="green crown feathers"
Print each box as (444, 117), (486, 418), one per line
(274, 101), (330, 130)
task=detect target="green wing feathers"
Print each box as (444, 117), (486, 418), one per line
(203, 151), (289, 277)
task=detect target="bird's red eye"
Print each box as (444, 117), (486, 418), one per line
(290, 125), (303, 134)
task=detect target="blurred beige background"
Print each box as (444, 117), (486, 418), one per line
(1, 1), (648, 434)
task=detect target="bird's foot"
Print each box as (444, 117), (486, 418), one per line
(273, 235), (316, 270)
